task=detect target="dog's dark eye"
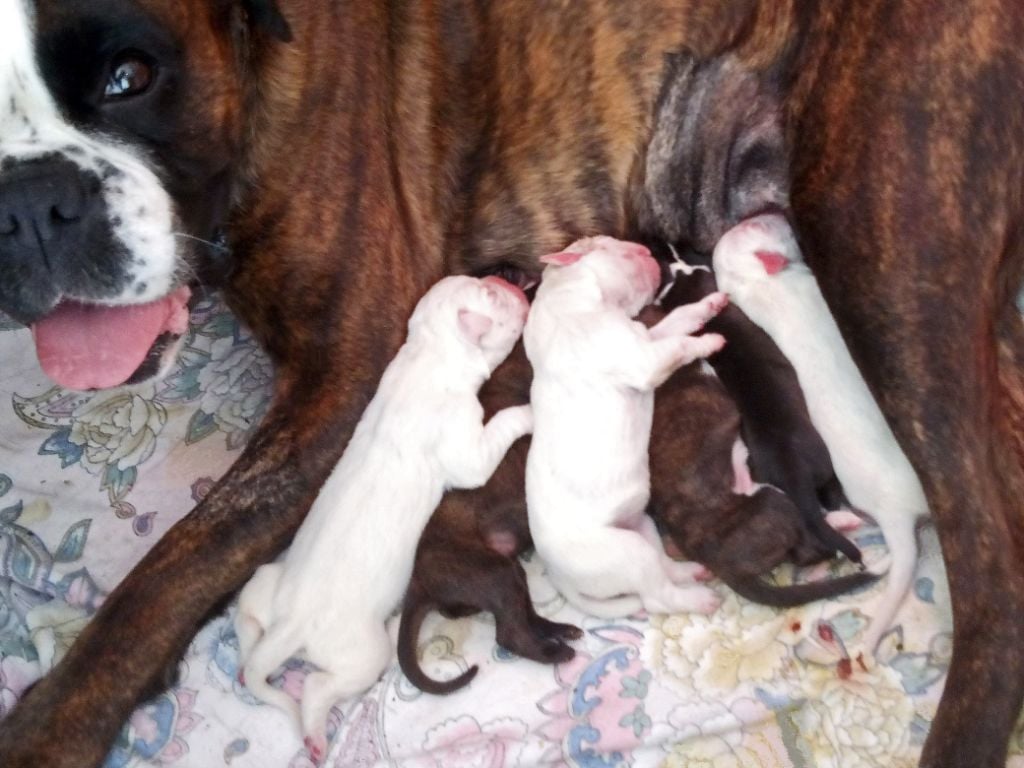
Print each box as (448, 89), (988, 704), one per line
(104, 54), (155, 100)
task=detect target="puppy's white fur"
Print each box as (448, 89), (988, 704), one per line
(713, 214), (928, 657)
(524, 236), (727, 618)
(234, 275), (532, 756)
(0, 0), (179, 303)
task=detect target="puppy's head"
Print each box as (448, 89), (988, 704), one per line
(0, 0), (290, 390)
(711, 213), (802, 300)
(540, 236), (661, 317)
(409, 275), (529, 373)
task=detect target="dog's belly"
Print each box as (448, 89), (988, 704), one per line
(438, 0), (754, 277)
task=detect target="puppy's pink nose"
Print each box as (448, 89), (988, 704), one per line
(483, 275), (528, 306)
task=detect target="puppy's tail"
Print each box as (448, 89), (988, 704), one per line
(723, 569), (879, 608)
(397, 586), (478, 695)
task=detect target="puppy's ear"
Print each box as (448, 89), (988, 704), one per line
(754, 250), (788, 275)
(458, 309), (493, 344)
(243, 0), (293, 42)
(539, 250), (583, 267)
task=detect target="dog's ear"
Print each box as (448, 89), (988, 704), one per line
(754, 250), (788, 275)
(457, 309), (493, 344)
(242, 0), (293, 42)
(539, 250), (583, 267)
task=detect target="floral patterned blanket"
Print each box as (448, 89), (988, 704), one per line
(0, 293), (1011, 768)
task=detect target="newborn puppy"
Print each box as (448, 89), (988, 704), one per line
(652, 243), (863, 565)
(631, 50), (862, 567)
(234, 275), (532, 761)
(713, 214), (928, 657)
(524, 236), (726, 618)
(644, 340), (878, 606)
(397, 342), (582, 695)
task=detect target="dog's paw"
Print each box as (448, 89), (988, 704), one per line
(304, 735), (328, 765)
(657, 292), (729, 336)
(668, 585), (721, 615)
(541, 640), (576, 664)
(665, 560), (711, 584)
(680, 331), (727, 361)
(692, 588), (722, 615)
(532, 617), (583, 641)
(825, 509), (863, 532)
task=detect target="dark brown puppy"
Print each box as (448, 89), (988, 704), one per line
(653, 251), (857, 566)
(645, 354), (876, 606)
(634, 301), (875, 604)
(1, 3), (1022, 767)
(398, 343), (582, 695)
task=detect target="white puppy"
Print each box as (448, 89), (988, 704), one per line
(525, 236), (728, 618)
(234, 275), (532, 762)
(712, 213), (928, 658)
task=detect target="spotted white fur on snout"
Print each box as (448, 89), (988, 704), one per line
(0, 0), (180, 305)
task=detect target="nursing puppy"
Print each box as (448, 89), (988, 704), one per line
(713, 214), (928, 657)
(398, 342), (582, 695)
(234, 275), (531, 761)
(524, 236), (726, 618)
(653, 248), (862, 565)
(643, 340), (877, 607)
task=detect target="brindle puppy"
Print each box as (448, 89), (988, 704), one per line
(1, 2), (1022, 767)
(398, 342), (582, 695)
(645, 351), (876, 607)
(652, 249), (858, 566)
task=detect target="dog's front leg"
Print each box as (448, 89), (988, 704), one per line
(0, 313), (414, 768)
(0, 388), (342, 767)
(790, 2), (1024, 761)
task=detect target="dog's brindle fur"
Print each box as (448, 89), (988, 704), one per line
(1, 1), (1022, 766)
(397, 341), (583, 695)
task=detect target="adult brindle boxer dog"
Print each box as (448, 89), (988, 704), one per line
(0, 1), (1021, 766)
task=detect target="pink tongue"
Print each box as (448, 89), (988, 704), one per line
(31, 287), (191, 390)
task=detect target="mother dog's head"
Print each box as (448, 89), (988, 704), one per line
(0, 0), (288, 390)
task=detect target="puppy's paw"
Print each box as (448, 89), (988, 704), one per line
(656, 292), (729, 336)
(664, 560), (711, 584)
(669, 585), (721, 615)
(700, 291), (729, 319)
(533, 618), (583, 641)
(691, 588), (722, 615)
(541, 640), (576, 665)
(304, 735), (328, 765)
(825, 509), (863, 532)
(498, 403), (534, 438)
(679, 332), (726, 362)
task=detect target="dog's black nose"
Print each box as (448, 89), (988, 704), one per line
(0, 156), (100, 251)
(0, 156), (107, 324)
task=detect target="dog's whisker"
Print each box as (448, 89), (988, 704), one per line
(172, 231), (229, 252)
